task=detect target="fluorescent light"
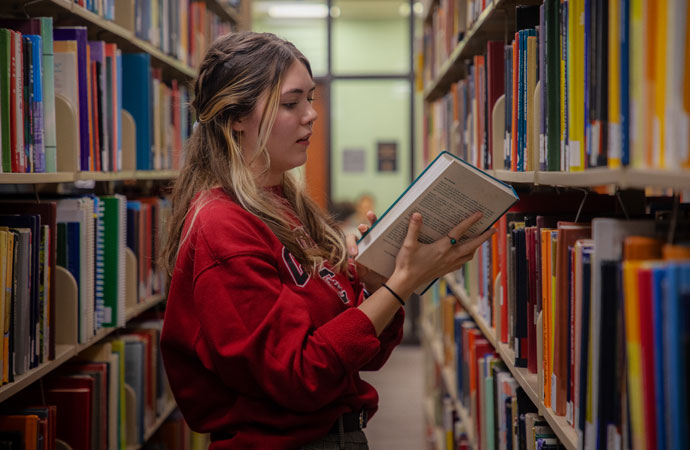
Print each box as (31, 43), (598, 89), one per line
(268, 4), (328, 19)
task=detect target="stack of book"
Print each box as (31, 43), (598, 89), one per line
(424, 0), (690, 172)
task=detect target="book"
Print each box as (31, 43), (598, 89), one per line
(356, 151), (518, 293)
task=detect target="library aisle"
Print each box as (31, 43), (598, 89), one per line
(360, 345), (426, 450)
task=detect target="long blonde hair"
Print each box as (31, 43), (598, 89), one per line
(162, 32), (348, 277)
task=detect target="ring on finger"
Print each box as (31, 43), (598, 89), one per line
(447, 234), (457, 246)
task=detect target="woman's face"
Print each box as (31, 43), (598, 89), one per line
(234, 60), (317, 185)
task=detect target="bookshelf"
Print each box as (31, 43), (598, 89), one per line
(420, 1), (690, 449)
(0, 0), (249, 447)
(443, 275), (579, 450)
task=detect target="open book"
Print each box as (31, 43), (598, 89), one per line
(355, 151), (519, 294)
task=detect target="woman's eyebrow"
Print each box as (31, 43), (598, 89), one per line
(281, 85), (317, 96)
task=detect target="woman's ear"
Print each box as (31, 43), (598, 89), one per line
(231, 119), (244, 132)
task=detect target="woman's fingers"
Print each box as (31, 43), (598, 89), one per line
(403, 213), (423, 248)
(446, 211), (484, 243)
(346, 234), (358, 256)
(454, 227), (495, 260)
(366, 210), (378, 226)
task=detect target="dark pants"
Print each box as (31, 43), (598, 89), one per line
(299, 430), (368, 450)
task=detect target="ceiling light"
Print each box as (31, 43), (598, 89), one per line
(413, 2), (424, 15)
(399, 2), (411, 17)
(330, 6), (341, 18)
(268, 4), (329, 19)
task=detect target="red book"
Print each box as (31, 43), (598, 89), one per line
(47, 376), (93, 450)
(498, 215), (509, 343)
(90, 61), (101, 171)
(486, 40), (505, 170)
(554, 222), (591, 416)
(638, 267), (658, 450)
(471, 339), (494, 450)
(511, 35), (519, 171)
(64, 362), (108, 450)
(104, 43), (118, 171)
(9, 30), (24, 172)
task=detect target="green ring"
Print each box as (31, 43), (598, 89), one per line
(449, 237), (457, 245)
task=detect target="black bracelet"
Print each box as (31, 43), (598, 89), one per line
(382, 283), (405, 307)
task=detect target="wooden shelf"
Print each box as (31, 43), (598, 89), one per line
(443, 275), (578, 450)
(0, 173), (75, 184)
(424, 0), (509, 102)
(206, 0), (241, 25)
(620, 168), (690, 190)
(126, 294), (166, 322)
(493, 170), (537, 184)
(21, 0), (196, 80)
(138, 399), (178, 448)
(74, 171), (136, 181)
(421, 319), (477, 449)
(75, 326), (118, 354)
(0, 345), (75, 403)
(535, 168), (623, 188)
(134, 170), (179, 180)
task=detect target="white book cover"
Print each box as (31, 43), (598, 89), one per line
(116, 194), (127, 327)
(356, 151), (518, 294)
(584, 219), (654, 450)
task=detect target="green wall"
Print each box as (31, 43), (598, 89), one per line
(332, 18), (409, 75)
(254, 15), (413, 213)
(331, 79), (410, 211)
(253, 18), (328, 76)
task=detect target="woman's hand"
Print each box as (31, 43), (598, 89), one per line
(346, 210), (387, 292)
(387, 211), (495, 297)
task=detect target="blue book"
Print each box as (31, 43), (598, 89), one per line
(664, 264), (689, 450)
(518, 30), (525, 171)
(619, 0), (630, 166)
(652, 265), (667, 450)
(121, 53), (152, 170)
(27, 35), (44, 173)
(54, 26), (89, 171)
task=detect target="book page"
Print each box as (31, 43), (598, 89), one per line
(358, 158), (516, 279)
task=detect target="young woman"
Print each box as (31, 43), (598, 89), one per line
(160, 31), (495, 450)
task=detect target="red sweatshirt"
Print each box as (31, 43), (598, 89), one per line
(160, 187), (404, 449)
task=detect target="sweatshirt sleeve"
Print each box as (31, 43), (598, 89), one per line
(360, 307), (405, 371)
(192, 251), (382, 413)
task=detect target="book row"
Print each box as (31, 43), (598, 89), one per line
(422, 0), (497, 85)
(1, 317), (173, 450)
(71, 0), (235, 69)
(423, 0), (690, 172)
(427, 304), (564, 450)
(444, 192), (690, 449)
(0, 17), (194, 173)
(0, 194), (169, 385)
(144, 410), (210, 450)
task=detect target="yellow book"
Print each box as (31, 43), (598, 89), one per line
(568, 0), (586, 171)
(0, 231), (6, 385)
(560, 0), (566, 171)
(608, 0), (622, 168)
(110, 339), (127, 450)
(684, 2), (690, 168)
(653, 0), (667, 168)
(629, 0), (646, 167)
(527, 36), (537, 171)
(623, 261), (646, 450)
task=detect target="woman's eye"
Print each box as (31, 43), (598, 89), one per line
(307, 97), (315, 103)
(283, 103), (297, 109)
